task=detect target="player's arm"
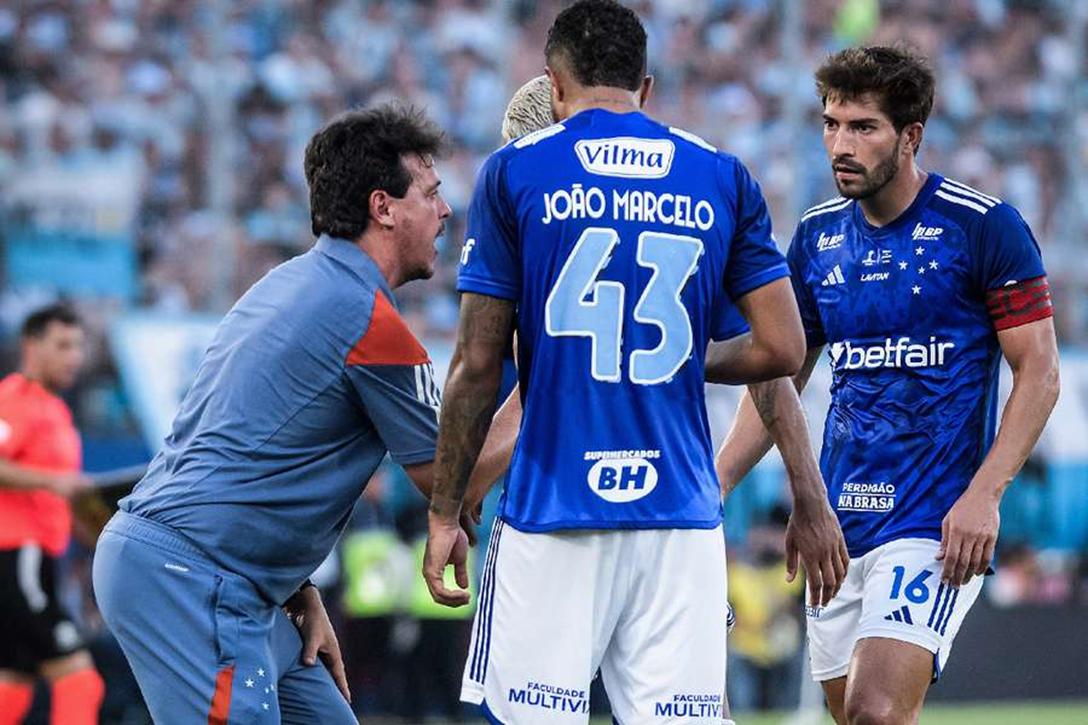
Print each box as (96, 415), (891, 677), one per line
(939, 314), (1059, 586)
(716, 345), (822, 496)
(715, 345), (848, 606)
(424, 293), (516, 606)
(0, 458), (89, 497)
(704, 278), (805, 384)
(464, 388), (521, 513)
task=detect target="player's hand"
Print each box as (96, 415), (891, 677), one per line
(460, 505), (482, 547)
(47, 472), (93, 498)
(423, 510), (471, 607)
(285, 586), (351, 702)
(938, 486), (1000, 587)
(786, 493), (849, 607)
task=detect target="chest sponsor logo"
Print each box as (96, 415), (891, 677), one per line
(829, 336), (956, 370)
(816, 232), (845, 252)
(0, 418), (10, 445)
(574, 137), (675, 179)
(585, 450), (660, 503)
(912, 223), (944, 242)
(837, 481), (897, 513)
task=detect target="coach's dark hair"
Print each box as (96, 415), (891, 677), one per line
(545, 0), (647, 92)
(304, 104), (446, 240)
(21, 304), (81, 339)
(815, 46), (935, 139)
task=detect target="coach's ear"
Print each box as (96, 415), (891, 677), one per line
(368, 189), (396, 230)
(638, 75), (654, 108)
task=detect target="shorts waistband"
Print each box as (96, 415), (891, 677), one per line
(104, 510), (210, 563)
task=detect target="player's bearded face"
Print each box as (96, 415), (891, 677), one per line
(824, 95), (904, 200)
(832, 138), (900, 199)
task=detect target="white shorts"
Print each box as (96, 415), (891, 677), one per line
(462, 520), (728, 724)
(806, 538), (984, 682)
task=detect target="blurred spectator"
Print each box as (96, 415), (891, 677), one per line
(727, 506), (805, 712)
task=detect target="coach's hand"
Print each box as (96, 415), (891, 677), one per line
(424, 510), (471, 607)
(786, 493), (849, 607)
(285, 586), (350, 702)
(938, 486), (1000, 587)
(48, 472), (93, 498)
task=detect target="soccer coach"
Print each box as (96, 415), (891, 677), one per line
(93, 104), (462, 724)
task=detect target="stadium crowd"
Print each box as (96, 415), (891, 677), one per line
(1, 0), (1087, 720)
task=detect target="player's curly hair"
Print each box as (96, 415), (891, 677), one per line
(545, 0), (646, 92)
(304, 104), (446, 240)
(815, 46), (935, 134)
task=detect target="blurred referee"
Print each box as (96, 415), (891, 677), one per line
(0, 304), (103, 725)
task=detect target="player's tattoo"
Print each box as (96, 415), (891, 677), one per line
(749, 380), (780, 432)
(431, 294), (516, 519)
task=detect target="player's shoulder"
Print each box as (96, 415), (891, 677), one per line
(799, 195), (853, 226)
(929, 175), (1008, 225)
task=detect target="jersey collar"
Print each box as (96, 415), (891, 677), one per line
(851, 172), (944, 238)
(314, 235), (395, 299)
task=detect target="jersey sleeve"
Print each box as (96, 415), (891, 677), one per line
(344, 292), (439, 466)
(786, 227), (827, 348)
(720, 158), (790, 300)
(457, 152), (520, 300)
(971, 203), (1047, 292)
(710, 298), (751, 341)
(971, 203), (1053, 331)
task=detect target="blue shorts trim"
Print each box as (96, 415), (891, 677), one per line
(481, 699), (506, 725)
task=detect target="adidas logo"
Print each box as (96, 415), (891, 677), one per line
(821, 265), (846, 286)
(883, 605), (914, 624)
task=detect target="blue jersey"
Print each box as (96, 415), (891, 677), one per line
(121, 236), (440, 603)
(789, 174), (1048, 557)
(458, 109), (788, 531)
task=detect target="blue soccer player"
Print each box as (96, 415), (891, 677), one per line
(717, 47), (1060, 724)
(423, 2), (845, 723)
(92, 105), (459, 723)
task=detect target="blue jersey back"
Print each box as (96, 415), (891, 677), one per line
(789, 174), (1047, 556)
(458, 109), (787, 531)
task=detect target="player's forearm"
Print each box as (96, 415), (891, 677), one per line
(716, 347), (821, 495)
(0, 459), (54, 491)
(704, 333), (801, 384)
(430, 293), (516, 520)
(465, 388), (522, 507)
(969, 353), (1059, 499)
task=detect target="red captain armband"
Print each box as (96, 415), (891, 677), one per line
(986, 276), (1053, 331)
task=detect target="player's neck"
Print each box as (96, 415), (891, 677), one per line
(562, 86), (642, 118)
(857, 164), (929, 228)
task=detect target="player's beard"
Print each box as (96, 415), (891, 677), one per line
(834, 139), (901, 200)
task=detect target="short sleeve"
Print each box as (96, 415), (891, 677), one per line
(710, 297), (750, 341)
(971, 203), (1047, 292)
(346, 363), (439, 466)
(721, 158), (790, 300)
(457, 153), (520, 300)
(786, 227), (827, 348)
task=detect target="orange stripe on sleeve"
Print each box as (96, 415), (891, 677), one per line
(207, 665), (234, 725)
(346, 291), (430, 366)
